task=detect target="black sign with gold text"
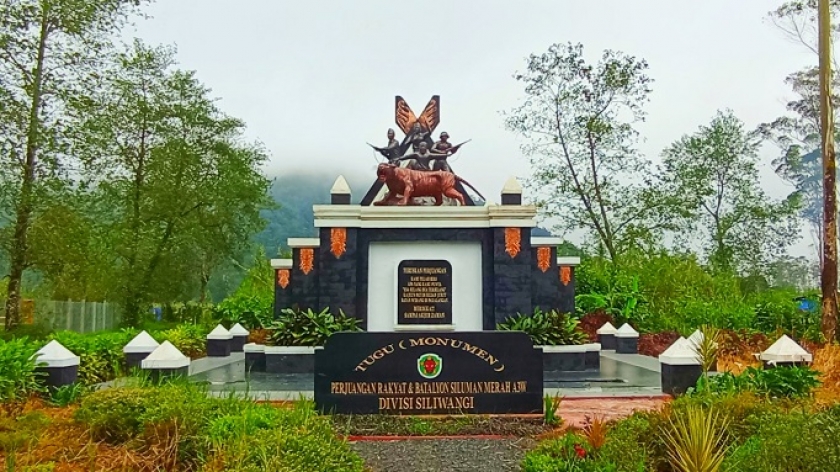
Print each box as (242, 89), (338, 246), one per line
(314, 331), (543, 414)
(397, 260), (453, 325)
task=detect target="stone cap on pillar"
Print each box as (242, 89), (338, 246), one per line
(556, 256), (581, 267)
(287, 238), (321, 248)
(123, 330), (160, 354)
(500, 176), (523, 205)
(659, 337), (700, 365)
(331, 175), (351, 204)
(596, 322), (617, 335)
(229, 323), (249, 337)
(760, 335), (812, 363)
(141, 341), (190, 369)
(531, 237), (563, 247)
(207, 324), (233, 340)
(33, 340), (80, 368)
(271, 259), (292, 269)
(615, 323), (639, 338)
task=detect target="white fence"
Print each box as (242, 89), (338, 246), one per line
(1, 299), (121, 333)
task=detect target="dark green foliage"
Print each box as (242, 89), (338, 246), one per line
(753, 290), (822, 342)
(268, 308), (362, 346)
(696, 366), (821, 399)
(0, 338), (45, 403)
(497, 308), (587, 345)
(75, 383), (364, 471)
(47, 383), (89, 407)
(0, 323), (54, 342)
(157, 323), (208, 359)
(214, 247), (274, 329)
(721, 406), (840, 472)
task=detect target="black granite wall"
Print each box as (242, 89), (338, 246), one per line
(531, 246), (562, 313)
(317, 227), (359, 319)
(492, 227), (533, 325)
(558, 265), (576, 314)
(274, 269), (293, 317)
(291, 248), (319, 311)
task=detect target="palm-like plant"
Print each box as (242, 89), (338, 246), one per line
(664, 405), (730, 472)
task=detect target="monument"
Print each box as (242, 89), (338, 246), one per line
(270, 96), (583, 414)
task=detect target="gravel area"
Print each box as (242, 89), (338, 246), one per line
(351, 438), (535, 472)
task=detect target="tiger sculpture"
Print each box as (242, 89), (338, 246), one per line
(374, 163), (485, 206)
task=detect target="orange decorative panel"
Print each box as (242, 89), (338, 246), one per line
(299, 248), (314, 275)
(537, 247), (551, 273)
(330, 227), (347, 258)
(277, 269), (290, 289)
(560, 266), (571, 286)
(504, 227), (521, 258)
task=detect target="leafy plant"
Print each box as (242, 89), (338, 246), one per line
(581, 415), (608, 451)
(497, 308), (587, 346)
(522, 433), (606, 472)
(47, 383), (89, 407)
(543, 394), (563, 426)
(268, 308), (361, 347)
(157, 324), (208, 359)
(663, 405), (730, 472)
(698, 366), (820, 399)
(695, 325), (721, 374)
(0, 338), (46, 403)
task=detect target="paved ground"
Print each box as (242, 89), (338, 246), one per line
(351, 438), (535, 472)
(557, 396), (667, 428)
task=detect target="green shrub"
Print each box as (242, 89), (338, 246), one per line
(157, 323), (208, 358)
(49, 330), (134, 385)
(215, 247), (274, 329)
(752, 290), (822, 342)
(47, 383), (89, 407)
(497, 308), (587, 345)
(268, 308), (361, 346)
(697, 366), (820, 399)
(596, 413), (657, 472)
(0, 338), (46, 403)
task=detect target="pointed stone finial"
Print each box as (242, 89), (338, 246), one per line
(229, 323), (249, 336)
(141, 341), (190, 369)
(124, 330), (160, 354)
(659, 337), (700, 365)
(596, 322), (617, 335)
(207, 324), (232, 340)
(501, 177), (522, 205)
(616, 323), (639, 338)
(760, 335), (812, 364)
(33, 340), (80, 368)
(331, 175), (351, 204)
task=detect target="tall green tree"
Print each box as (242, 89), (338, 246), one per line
(73, 41), (270, 325)
(0, 0), (146, 329)
(505, 43), (682, 261)
(662, 110), (801, 273)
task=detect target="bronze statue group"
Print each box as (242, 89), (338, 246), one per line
(368, 122), (469, 174)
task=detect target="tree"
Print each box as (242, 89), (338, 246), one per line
(662, 110), (801, 274)
(0, 0), (146, 329)
(505, 43), (682, 261)
(73, 40), (270, 325)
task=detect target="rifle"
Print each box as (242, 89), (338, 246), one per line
(447, 139), (472, 153)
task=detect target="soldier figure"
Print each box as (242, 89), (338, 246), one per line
(368, 128), (401, 162)
(396, 141), (449, 171)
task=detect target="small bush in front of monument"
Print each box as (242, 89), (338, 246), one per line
(497, 308), (588, 345)
(268, 308), (362, 346)
(692, 365), (821, 399)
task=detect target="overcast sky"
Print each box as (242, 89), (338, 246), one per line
(127, 1), (820, 258)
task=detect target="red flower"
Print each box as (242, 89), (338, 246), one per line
(574, 444), (586, 459)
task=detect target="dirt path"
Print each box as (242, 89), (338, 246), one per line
(559, 396), (668, 428)
(352, 438), (535, 472)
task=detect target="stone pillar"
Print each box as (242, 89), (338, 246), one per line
(660, 337), (702, 396)
(597, 322), (617, 350)
(244, 343), (266, 372)
(556, 256), (580, 315)
(123, 330), (159, 369)
(206, 325), (232, 357)
(584, 343), (601, 370)
(615, 323), (639, 354)
(141, 341), (190, 381)
(500, 176), (522, 205)
(331, 175), (352, 204)
(33, 340), (79, 389)
(530, 238), (561, 312)
(317, 226), (359, 320)
(229, 323), (249, 352)
(492, 226), (533, 325)
(760, 334), (813, 368)
(289, 238), (321, 311)
(272, 258), (293, 318)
